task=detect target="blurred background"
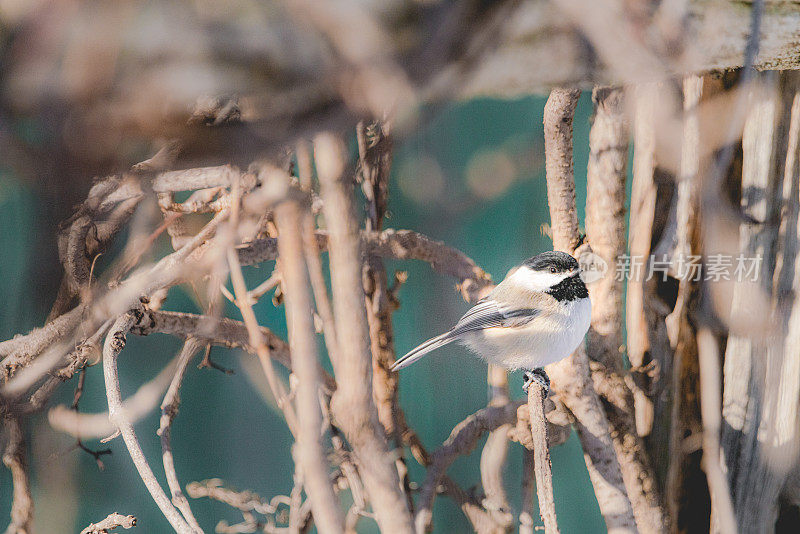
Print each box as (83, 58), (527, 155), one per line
(7, 0), (800, 532)
(0, 94), (607, 532)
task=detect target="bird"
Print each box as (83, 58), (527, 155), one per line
(391, 250), (591, 393)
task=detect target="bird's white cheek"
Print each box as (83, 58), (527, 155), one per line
(509, 268), (566, 292)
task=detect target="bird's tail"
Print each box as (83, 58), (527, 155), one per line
(391, 332), (455, 371)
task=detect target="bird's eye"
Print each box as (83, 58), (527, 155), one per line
(550, 267), (557, 274)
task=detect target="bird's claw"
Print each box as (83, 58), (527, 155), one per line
(523, 368), (550, 396)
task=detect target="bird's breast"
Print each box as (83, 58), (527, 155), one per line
(464, 296), (591, 370)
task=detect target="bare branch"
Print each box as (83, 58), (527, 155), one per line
(527, 381), (559, 534)
(49, 355), (177, 440)
(585, 85), (666, 533)
(237, 229), (494, 302)
(627, 83), (664, 438)
(365, 229), (494, 303)
(415, 402), (519, 533)
(519, 448), (536, 534)
(3, 417), (33, 534)
(479, 366), (513, 529)
(153, 165), (244, 194)
(543, 87), (637, 533)
(586, 85), (628, 371)
(1, 306), (85, 380)
(131, 309), (334, 393)
(158, 338), (205, 532)
(696, 328), (736, 534)
(4, 208), (228, 398)
(397, 412), (512, 532)
(227, 195), (299, 434)
(543, 88), (582, 253)
(101, 313), (193, 534)
(716, 74), (798, 532)
(187, 478), (309, 534)
(275, 188), (345, 534)
(316, 133), (414, 533)
(80, 513), (137, 534)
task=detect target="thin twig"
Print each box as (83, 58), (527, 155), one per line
(158, 338), (204, 532)
(71, 369), (113, 469)
(520, 448), (536, 534)
(102, 313), (193, 533)
(49, 354), (180, 440)
(227, 222), (299, 433)
(527, 381), (559, 534)
(248, 272), (281, 303)
(80, 512), (137, 534)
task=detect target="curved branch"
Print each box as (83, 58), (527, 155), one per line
(479, 366), (513, 529)
(49, 355), (178, 440)
(397, 412), (511, 532)
(414, 402), (520, 533)
(237, 229), (494, 303)
(102, 313), (193, 534)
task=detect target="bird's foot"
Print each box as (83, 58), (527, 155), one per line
(523, 368), (550, 396)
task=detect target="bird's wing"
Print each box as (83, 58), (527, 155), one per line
(391, 298), (539, 371)
(450, 298), (539, 336)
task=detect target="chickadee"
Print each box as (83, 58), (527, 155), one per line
(391, 251), (591, 392)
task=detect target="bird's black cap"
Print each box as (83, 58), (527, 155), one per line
(522, 251), (579, 273)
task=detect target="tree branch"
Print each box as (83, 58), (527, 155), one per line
(2, 416), (33, 534)
(49, 354), (178, 440)
(102, 313), (193, 534)
(80, 513), (137, 534)
(316, 133), (414, 533)
(585, 85), (666, 533)
(275, 188), (345, 534)
(237, 229), (494, 303)
(543, 87), (637, 533)
(414, 402), (520, 533)
(479, 366), (513, 529)
(158, 338), (204, 532)
(527, 382), (559, 534)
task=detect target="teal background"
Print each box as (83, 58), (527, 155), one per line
(0, 94), (608, 533)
